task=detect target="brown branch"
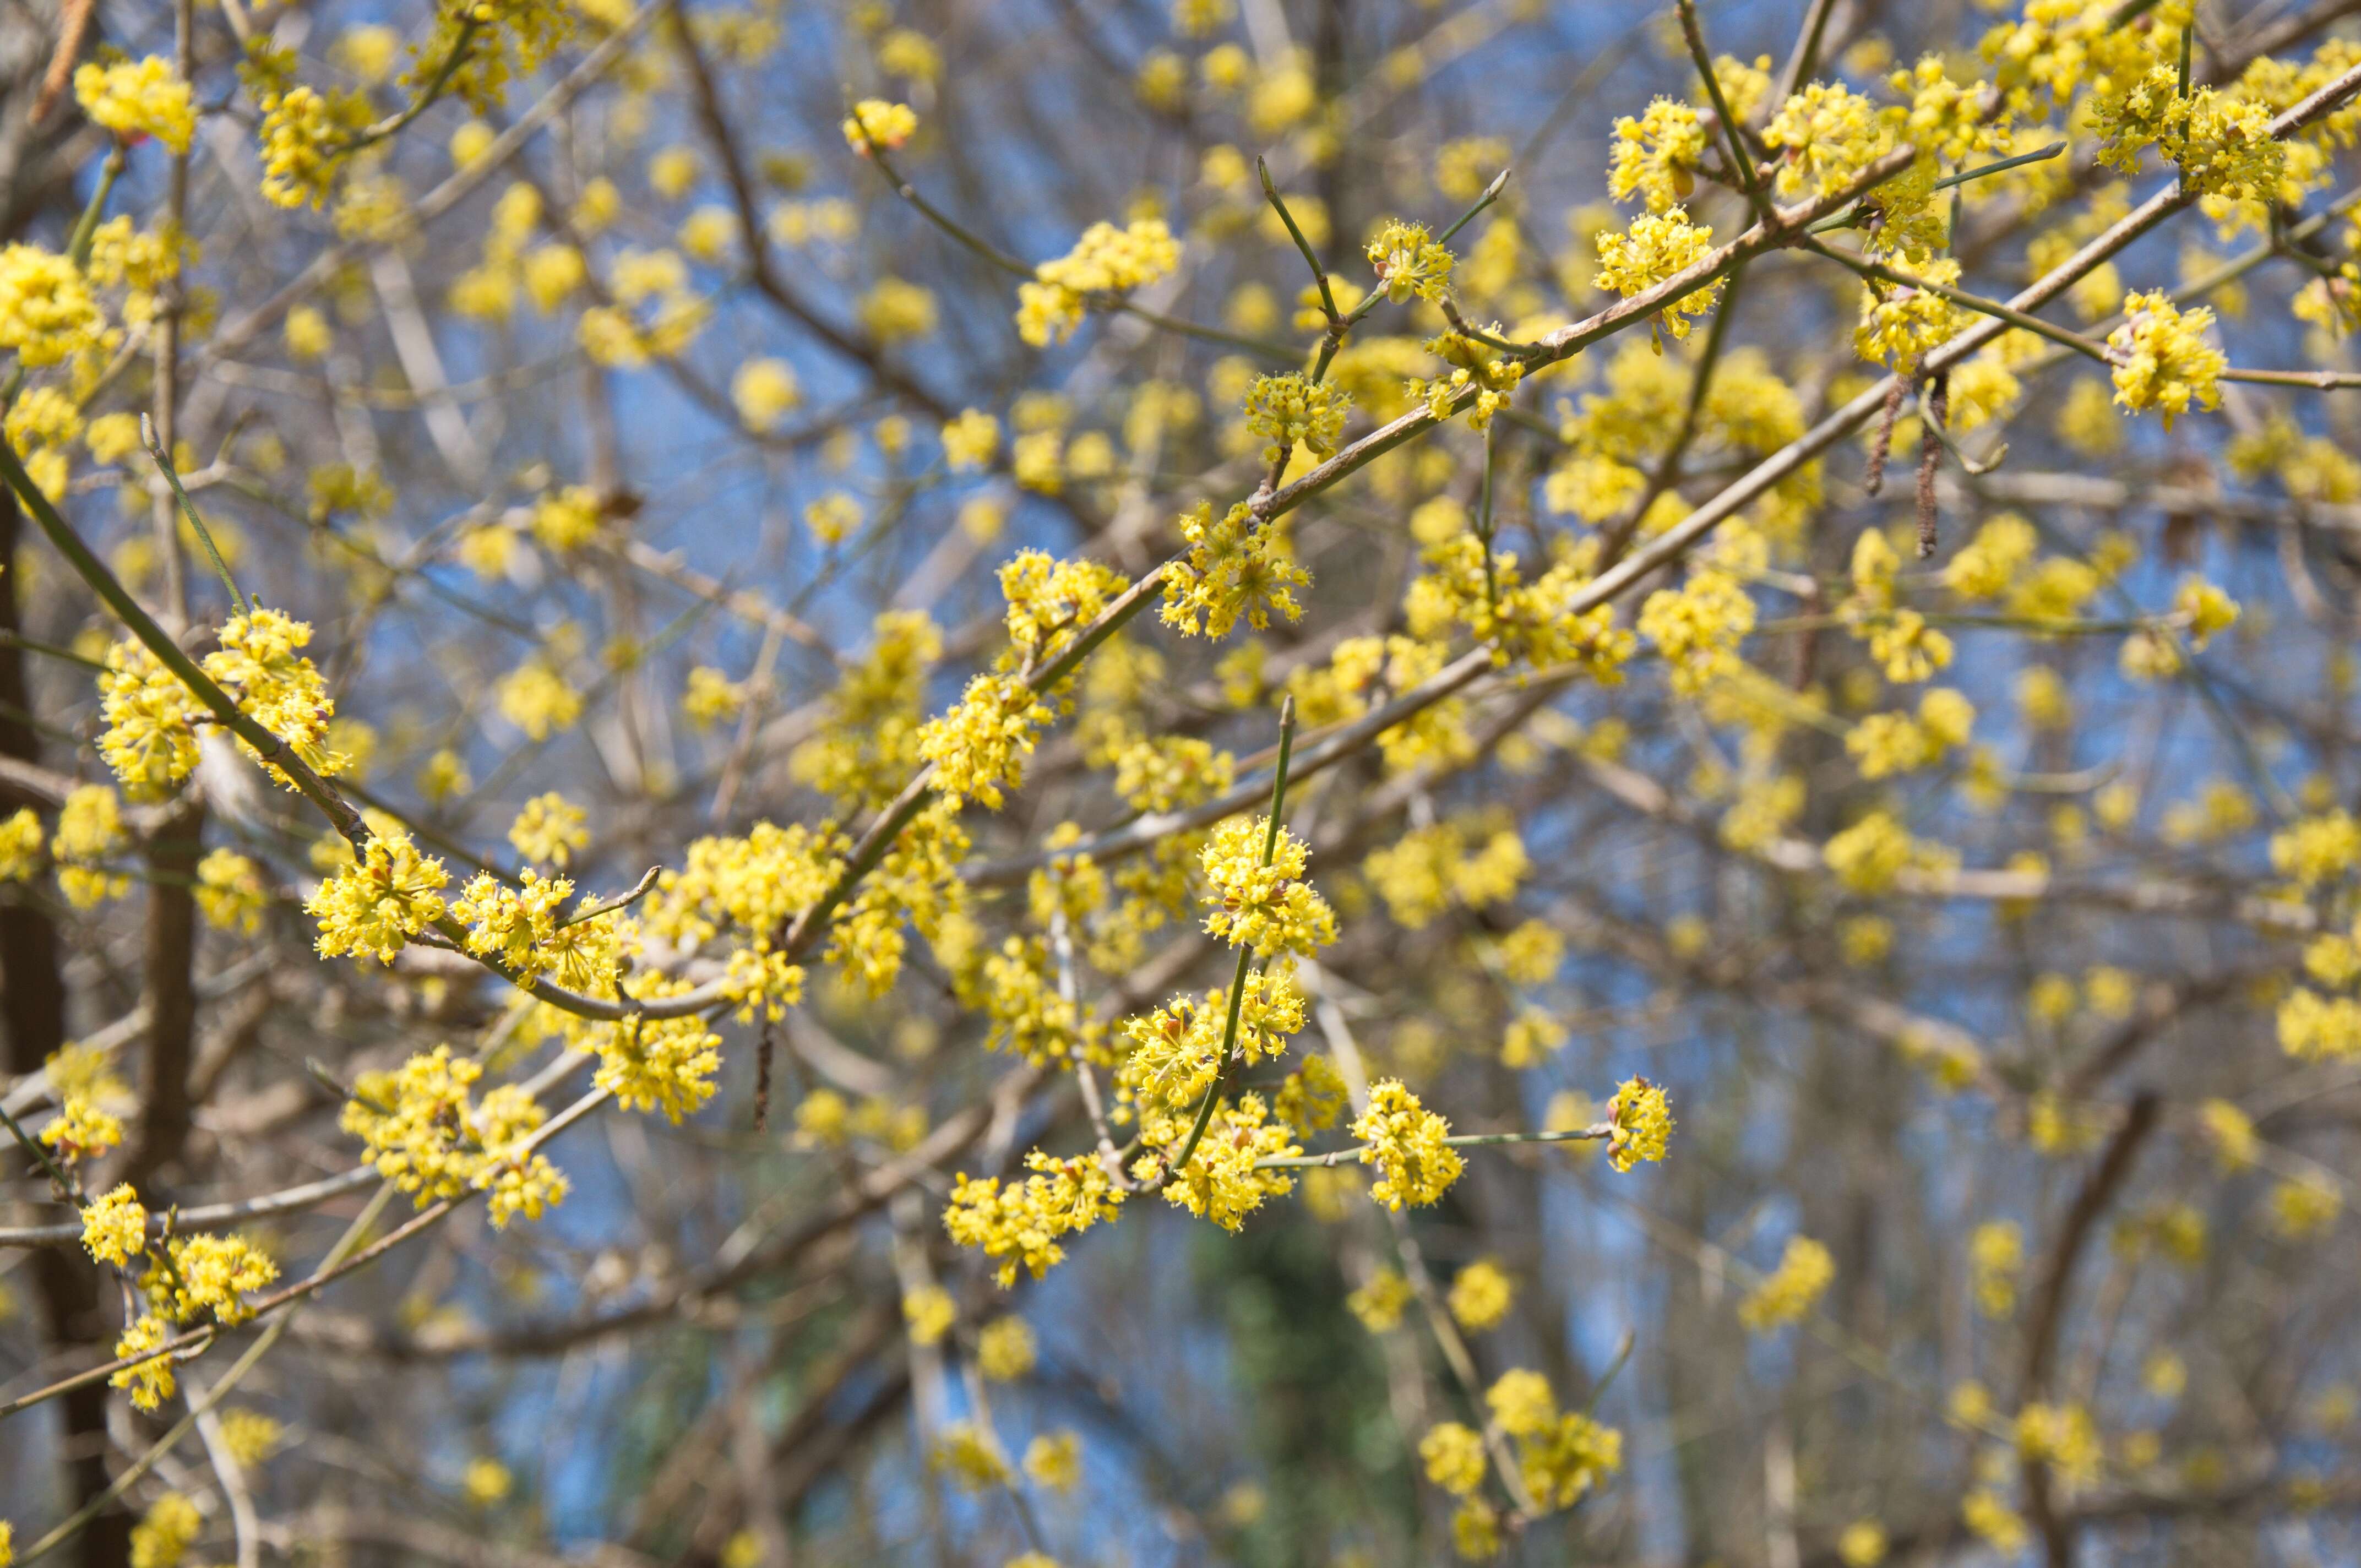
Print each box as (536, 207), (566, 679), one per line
(27, 0), (95, 127)
(2019, 1092), (2162, 1567)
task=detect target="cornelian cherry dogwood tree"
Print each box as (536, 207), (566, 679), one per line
(1, 0), (2360, 1561)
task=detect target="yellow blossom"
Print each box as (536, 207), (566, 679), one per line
(80, 1184), (148, 1265)
(1447, 1258), (1515, 1331)
(1606, 1076), (1673, 1171)
(2108, 292), (2224, 429)
(1592, 206), (1720, 348)
(306, 827), (449, 963)
(1737, 1235), (1834, 1331)
(75, 57), (197, 153)
(1353, 1079), (1464, 1208)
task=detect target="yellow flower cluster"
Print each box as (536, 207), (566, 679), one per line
(1366, 219), (1455, 303)
(1737, 1234), (1835, 1331)
(1199, 815), (1335, 959)
(1895, 56), (2010, 164)
(1015, 219), (1181, 345)
(1846, 688), (1975, 778)
(1106, 730), (1236, 813)
(918, 673), (1055, 809)
(2016, 1401), (2103, 1488)
(792, 1087), (927, 1151)
(342, 1045), (570, 1226)
(204, 607), (349, 785)
(1410, 326), (1526, 429)
(498, 660), (585, 739)
(929, 1422), (1009, 1491)
(1824, 809), (1959, 892)
(531, 486), (601, 552)
(592, 994), (723, 1123)
(111, 1313), (176, 1411)
(1402, 533), (1634, 676)
(129, 1494), (201, 1568)
(1242, 372), (1351, 463)
(1762, 82), (1895, 201)
(1348, 1266), (1414, 1330)
(1158, 502), (1308, 643)
(941, 407), (999, 470)
(842, 99), (918, 154)
(1606, 1076), (1673, 1172)
(1420, 1420), (1488, 1494)
(2278, 987), (2361, 1061)
(1363, 819), (1528, 929)
(1139, 1093), (1300, 1229)
(1449, 1257), (1514, 1330)
(80, 1183), (149, 1266)
(510, 792), (590, 867)
(75, 57), (197, 153)
(41, 1095), (124, 1160)
(829, 800), (967, 997)
(1592, 207), (1720, 348)
(2094, 67), (2285, 201)
(998, 551), (1130, 672)
(52, 783), (127, 908)
(306, 827), (450, 963)
(1638, 566), (1756, 694)
(943, 1151), (1127, 1287)
(1353, 1079), (1464, 1208)
(2272, 810), (2361, 886)
(650, 818), (842, 946)
(97, 638), (200, 801)
(982, 935), (1102, 1065)
(1944, 513), (2039, 601)
(1843, 532), (1956, 682)
(248, 59), (370, 209)
(977, 1316), (1037, 1380)
(1123, 966), (1306, 1108)
(0, 242), (104, 367)
(1608, 98), (1705, 213)
(452, 870), (619, 992)
(1488, 1368), (1624, 1509)
(789, 611), (942, 809)
(902, 1284), (956, 1346)
(2107, 291), (2224, 429)
(1855, 263), (1968, 371)
(143, 1232), (279, 1324)
(412, 0), (576, 117)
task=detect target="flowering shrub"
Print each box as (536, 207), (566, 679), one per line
(0, 0), (2358, 1561)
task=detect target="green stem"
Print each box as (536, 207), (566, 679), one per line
(861, 141), (1030, 275)
(1678, 0), (1775, 225)
(1437, 167), (1512, 247)
(1258, 156), (1341, 326)
(1939, 141), (2068, 192)
(335, 18), (482, 157)
(1808, 143), (2066, 233)
(0, 628), (105, 671)
(0, 1097), (83, 1204)
(2218, 367), (2361, 388)
(1171, 696), (1298, 1177)
(1254, 1124), (1612, 1170)
(67, 149), (127, 273)
(143, 414), (251, 615)
(0, 434), (366, 845)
